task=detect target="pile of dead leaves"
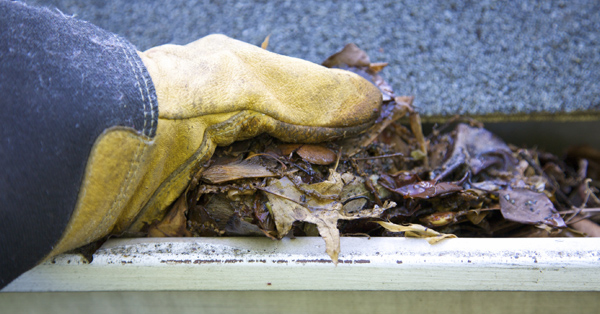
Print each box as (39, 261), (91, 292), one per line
(145, 43), (600, 263)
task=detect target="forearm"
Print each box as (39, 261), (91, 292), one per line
(0, 0), (158, 287)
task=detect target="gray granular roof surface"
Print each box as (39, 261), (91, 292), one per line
(26, 0), (600, 118)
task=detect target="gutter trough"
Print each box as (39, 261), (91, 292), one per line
(4, 237), (599, 292)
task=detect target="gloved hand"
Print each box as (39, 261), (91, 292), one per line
(50, 34), (382, 257)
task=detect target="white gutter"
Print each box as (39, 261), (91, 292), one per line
(3, 237), (599, 292)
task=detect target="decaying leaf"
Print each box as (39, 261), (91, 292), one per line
(263, 171), (395, 263)
(420, 211), (459, 227)
(344, 99), (414, 157)
(322, 43), (394, 101)
(147, 193), (192, 237)
(296, 145), (338, 165)
(570, 219), (600, 237)
(202, 157), (276, 184)
(466, 209), (490, 225)
(277, 144), (337, 165)
(187, 200), (225, 237)
(498, 189), (566, 228)
(379, 172), (419, 188)
(322, 43), (371, 68)
(436, 124), (517, 180)
(383, 179), (463, 199)
(419, 208), (493, 227)
(375, 221), (457, 244)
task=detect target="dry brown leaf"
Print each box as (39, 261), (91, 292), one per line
(202, 158), (276, 183)
(261, 34), (271, 50)
(368, 62), (388, 73)
(499, 189), (566, 228)
(264, 171), (395, 263)
(375, 221), (457, 244)
(296, 145), (337, 165)
(322, 43), (371, 68)
(569, 219), (600, 237)
(436, 124), (517, 180)
(420, 211), (459, 227)
(276, 143), (301, 156)
(188, 195), (230, 236)
(276, 144), (337, 165)
(381, 178), (463, 199)
(344, 100), (413, 157)
(147, 193), (192, 237)
(466, 209), (489, 225)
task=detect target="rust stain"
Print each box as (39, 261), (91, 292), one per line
(246, 259), (267, 263)
(161, 259), (192, 264)
(158, 258), (370, 265)
(193, 259), (220, 264)
(396, 260), (403, 264)
(295, 259), (333, 264)
(224, 259), (243, 264)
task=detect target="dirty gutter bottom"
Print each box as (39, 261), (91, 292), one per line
(3, 237), (599, 292)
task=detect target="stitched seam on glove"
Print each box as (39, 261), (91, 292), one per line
(119, 35), (158, 138)
(103, 140), (146, 233)
(99, 40), (156, 230)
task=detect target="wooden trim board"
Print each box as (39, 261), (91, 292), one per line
(2, 291), (600, 314)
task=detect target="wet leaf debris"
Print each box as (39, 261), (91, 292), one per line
(144, 43), (600, 263)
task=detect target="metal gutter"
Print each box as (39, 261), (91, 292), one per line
(4, 237), (599, 292)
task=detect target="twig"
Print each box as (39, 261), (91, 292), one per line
(342, 195), (371, 206)
(349, 152), (408, 161)
(246, 152), (287, 170)
(333, 147), (342, 172)
(257, 187), (338, 212)
(558, 207), (600, 215)
(258, 187), (305, 206)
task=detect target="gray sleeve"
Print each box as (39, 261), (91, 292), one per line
(0, 0), (158, 288)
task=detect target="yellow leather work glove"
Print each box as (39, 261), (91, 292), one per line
(50, 34), (382, 257)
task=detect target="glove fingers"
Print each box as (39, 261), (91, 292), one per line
(143, 34), (382, 132)
(207, 110), (375, 146)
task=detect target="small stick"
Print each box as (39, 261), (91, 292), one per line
(246, 152), (288, 170)
(558, 207), (600, 215)
(350, 152), (408, 161)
